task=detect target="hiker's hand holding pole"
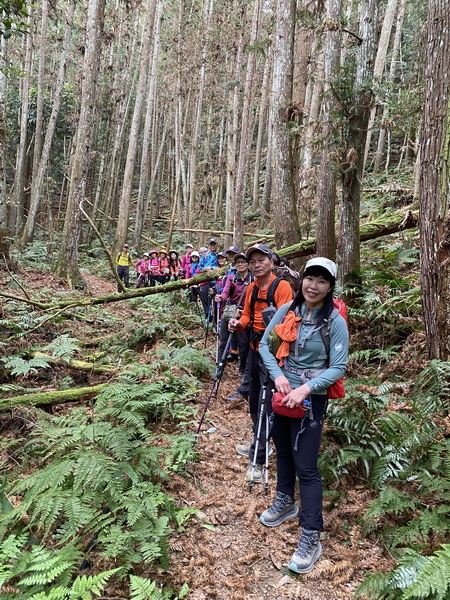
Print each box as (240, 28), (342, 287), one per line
(228, 318), (244, 332)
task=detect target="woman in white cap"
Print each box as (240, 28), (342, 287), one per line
(258, 257), (349, 575)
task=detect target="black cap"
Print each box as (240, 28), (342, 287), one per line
(209, 237), (218, 244)
(226, 245), (241, 255)
(233, 252), (248, 264)
(217, 252), (227, 259)
(245, 244), (273, 260)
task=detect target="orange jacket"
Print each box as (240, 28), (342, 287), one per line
(239, 274), (293, 335)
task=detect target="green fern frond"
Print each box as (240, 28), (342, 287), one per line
(42, 334), (80, 362)
(2, 355), (51, 376)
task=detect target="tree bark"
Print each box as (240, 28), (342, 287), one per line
(54, 0), (106, 288)
(114, 0), (158, 254)
(271, 0), (301, 248)
(12, 11), (33, 234)
(363, 0), (399, 172)
(233, 0), (262, 249)
(340, 0), (377, 285)
(0, 35), (8, 228)
(133, 0), (164, 249)
(22, 0), (75, 245)
(419, 0), (450, 360)
(316, 0), (343, 260)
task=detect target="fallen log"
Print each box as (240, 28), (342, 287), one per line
(1, 384), (107, 412)
(0, 210), (418, 312)
(280, 210), (418, 260)
(31, 352), (117, 375)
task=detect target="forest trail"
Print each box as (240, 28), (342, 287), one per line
(1, 270), (387, 599)
(166, 364), (385, 600)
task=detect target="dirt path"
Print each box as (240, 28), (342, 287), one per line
(166, 364), (384, 600)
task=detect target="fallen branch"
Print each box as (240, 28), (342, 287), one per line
(1, 384), (108, 412)
(0, 210), (418, 312)
(32, 352), (118, 375)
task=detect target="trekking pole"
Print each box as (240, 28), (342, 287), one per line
(196, 332), (233, 436)
(248, 383), (267, 492)
(203, 292), (214, 349)
(263, 392), (275, 495)
(215, 302), (221, 362)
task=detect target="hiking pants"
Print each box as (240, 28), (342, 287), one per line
(247, 346), (274, 465)
(271, 394), (327, 531)
(200, 284), (213, 319)
(117, 265), (129, 290)
(217, 320), (249, 369)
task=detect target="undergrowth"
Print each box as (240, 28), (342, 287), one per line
(0, 291), (205, 599)
(321, 360), (450, 600)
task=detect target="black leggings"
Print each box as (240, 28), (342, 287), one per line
(271, 394), (327, 531)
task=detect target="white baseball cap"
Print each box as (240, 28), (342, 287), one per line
(304, 257), (337, 278)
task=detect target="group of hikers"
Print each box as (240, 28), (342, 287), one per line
(117, 238), (349, 575)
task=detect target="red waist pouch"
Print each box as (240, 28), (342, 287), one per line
(272, 392), (308, 419)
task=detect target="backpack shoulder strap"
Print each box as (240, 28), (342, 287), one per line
(320, 307), (340, 365)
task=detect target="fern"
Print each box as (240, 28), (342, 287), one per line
(129, 576), (189, 600)
(2, 355), (51, 376)
(42, 334), (80, 362)
(357, 546), (450, 600)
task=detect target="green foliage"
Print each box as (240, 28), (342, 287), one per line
(0, 371), (199, 595)
(323, 361), (450, 599)
(42, 335), (80, 362)
(357, 546), (450, 600)
(0, 0), (28, 38)
(2, 354), (51, 377)
(129, 576), (189, 600)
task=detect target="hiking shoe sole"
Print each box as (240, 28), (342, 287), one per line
(260, 504), (299, 527)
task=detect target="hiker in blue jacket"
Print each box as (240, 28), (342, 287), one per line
(258, 257), (349, 575)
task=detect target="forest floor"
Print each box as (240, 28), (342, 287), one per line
(1, 267), (395, 600)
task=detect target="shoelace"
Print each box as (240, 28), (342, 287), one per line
(296, 533), (319, 557)
(270, 494), (291, 514)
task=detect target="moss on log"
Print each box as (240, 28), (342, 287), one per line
(0, 384), (107, 412)
(280, 210), (418, 260)
(32, 352), (117, 375)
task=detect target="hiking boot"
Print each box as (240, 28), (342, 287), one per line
(288, 530), (322, 574)
(227, 351), (239, 362)
(226, 393), (242, 403)
(260, 491), (299, 527)
(245, 463), (263, 483)
(236, 443), (250, 456)
(236, 443), (273, 458)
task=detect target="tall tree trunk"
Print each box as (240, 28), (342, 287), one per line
(340, 0), (377, 285)
(316, 0), (342, 260)
(31, 0), (48, 183)
(233, 0), (262, 249)
(12, 12), (33, 234)
(252, 46), (271, 212)
(271, 0), (301, 248)
(225, 16), (244, 249)
(54, 0), (106, 288)
(133, 0), (164, 249)
(186, 0), (214, 230)
(0, 35), (8, 228)
(114, 0), (157, 254)
(22, 0), (75, 245)
(363, 0), (398, 172)
(373, 0), (406, 172)
(419, 0), (450, 360)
